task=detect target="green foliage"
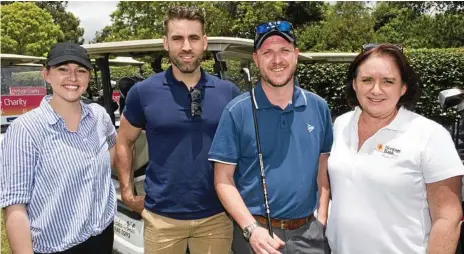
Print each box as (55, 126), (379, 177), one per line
(92, 1), (325, 43)
(36, 1), (85, 44)
(298, 2), (375, 52)
(297, 62), (350, 117)
(297, 48), (464, 124)
(297, 1), (463, 51)
(1, 2), (63, 56)
(372, 2), (464, 49)
(408, 48), (464, 123)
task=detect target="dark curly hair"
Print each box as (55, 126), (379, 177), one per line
(345, 43), (421, 110)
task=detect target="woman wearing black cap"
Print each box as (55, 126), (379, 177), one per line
(1, 42), (116, 254)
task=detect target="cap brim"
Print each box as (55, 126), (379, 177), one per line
(47, 55), (93, 70)
(254, 30), (295, 50)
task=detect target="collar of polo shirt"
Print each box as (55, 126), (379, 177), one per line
(252, 80), (307, 110)
(41, 95), (93, 125)
(352, 106), (411, 132)
(162, 66), (215, 88)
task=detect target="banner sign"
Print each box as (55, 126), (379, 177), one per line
(1, 95), (44, 124)
(9, 86), (47, 95)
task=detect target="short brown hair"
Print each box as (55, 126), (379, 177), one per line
(345, 43), (421, 110)
(164, 6), (205, 35)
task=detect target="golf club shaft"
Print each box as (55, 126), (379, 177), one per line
(242, 68), (274, 237)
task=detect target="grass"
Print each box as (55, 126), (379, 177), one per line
(1, 210), (11, 254)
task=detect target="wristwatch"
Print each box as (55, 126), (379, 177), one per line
(242, 221), (259, 241)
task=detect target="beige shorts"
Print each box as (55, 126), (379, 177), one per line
(141, 209), (233, 254)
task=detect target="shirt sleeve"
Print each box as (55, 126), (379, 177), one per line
(0, 121), (37, 208)
(208, 108), (240, 165)
(422, 124), (464, 183)
(231, 83), (241, 99)
(320, 103), (334, 154)
(104, 110), (117, 148)
(123, 84), (146, 128)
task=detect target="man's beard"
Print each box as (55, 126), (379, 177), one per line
(260, 65), (296, 88)
(169, 51), (203, 74)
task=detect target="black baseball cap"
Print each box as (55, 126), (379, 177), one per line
(46, 42), (93, 70)
(254, 21), (296, 50)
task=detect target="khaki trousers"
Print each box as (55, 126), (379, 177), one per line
(141, 209), (233, 254)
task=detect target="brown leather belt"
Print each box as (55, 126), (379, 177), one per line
(253, 214), (313, 230)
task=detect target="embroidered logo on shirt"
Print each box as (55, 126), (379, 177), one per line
(375, 144), (401, 158)
(375, 144), (384, 152)
(307, 124), (314, 133)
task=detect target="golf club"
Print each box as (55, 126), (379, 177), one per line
(241, 67), (274, 237)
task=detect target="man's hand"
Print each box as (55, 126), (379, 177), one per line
(122, 191), (145, 214)
(249, 226), (285, 254)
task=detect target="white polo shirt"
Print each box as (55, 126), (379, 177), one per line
(326, 106), (464, 254)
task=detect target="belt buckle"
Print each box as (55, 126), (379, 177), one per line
(280, 219), (289, 230)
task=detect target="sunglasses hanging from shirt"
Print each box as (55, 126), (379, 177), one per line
(189, 87), (202, 118)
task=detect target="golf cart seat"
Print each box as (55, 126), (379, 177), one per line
(117, 75), (148, 176)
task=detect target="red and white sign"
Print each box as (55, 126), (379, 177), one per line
(9, 86), (47, 95)
(1, 95), (45, 125)
(112, 91), (120, 103)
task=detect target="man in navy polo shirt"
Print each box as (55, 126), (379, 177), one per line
(115, 6), (240, 254)
(209, 21), (332, 254)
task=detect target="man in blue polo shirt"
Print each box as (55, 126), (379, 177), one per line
(209, 21), (332, 254)
(115, 6), (240, 254)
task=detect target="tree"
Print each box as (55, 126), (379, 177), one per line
(389, 1), (464, 15)
(35, 1), (85, 44)
(298, 2), (375, 52)
(285, 1), (326, 29)
(92, 1), (326, 42)
(1, 2), (63, 56)
(372, 1), (464, 49)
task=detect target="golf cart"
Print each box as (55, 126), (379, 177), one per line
(0, 54), (49, 142)
(438, 86), (464, 253)
(81, 37), (318, 254)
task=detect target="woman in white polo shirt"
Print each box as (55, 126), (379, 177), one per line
(326, 43), (464, 254)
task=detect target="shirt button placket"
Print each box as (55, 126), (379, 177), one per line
(281, 113), (286, 128)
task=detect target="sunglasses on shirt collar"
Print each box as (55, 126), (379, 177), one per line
(255, 21), (293, 34)
(362, 43), (403, 53)
(189, 87), (202, 118)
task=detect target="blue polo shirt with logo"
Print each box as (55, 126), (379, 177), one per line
(208, 81), (333, 219)
(123, 66), (240, 220)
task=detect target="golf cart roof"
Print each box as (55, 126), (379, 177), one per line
(1, 54), (46, 65)
(83, 37), (313, 62)
(300, 52), (358, 63)
(0, 54), (143, 68)
(92, 56), (144, 67)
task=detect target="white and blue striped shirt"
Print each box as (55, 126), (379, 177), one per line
(0, 95), (117, 253)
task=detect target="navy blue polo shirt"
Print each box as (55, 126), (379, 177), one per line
(208, 81), (333, 219)
(123, 67), (240, 220)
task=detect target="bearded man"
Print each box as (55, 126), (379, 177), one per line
(115, 6), (240, 254)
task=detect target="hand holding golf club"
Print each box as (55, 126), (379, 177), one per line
(249, 226), (285, 254)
